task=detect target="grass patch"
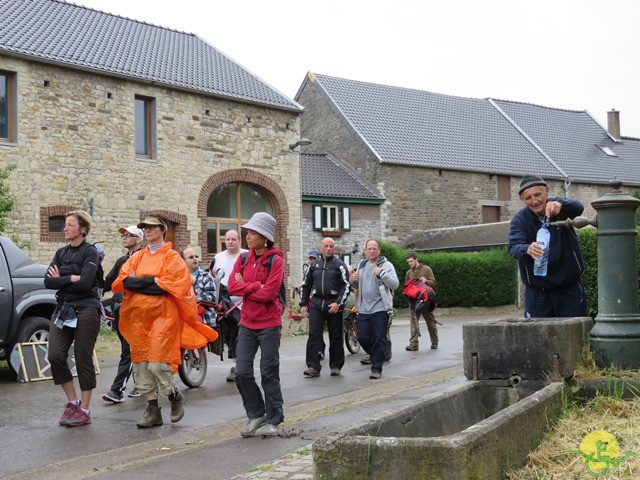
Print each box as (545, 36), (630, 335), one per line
(95, 327), (121, 356)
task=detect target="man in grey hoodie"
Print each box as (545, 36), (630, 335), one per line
(350, 238), (399, 379)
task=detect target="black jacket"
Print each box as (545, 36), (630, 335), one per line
(299, 255), (350, 311)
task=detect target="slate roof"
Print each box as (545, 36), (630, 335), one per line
(402, 222), (511, 252)
(301, 153), (383, 202)
(302, 73), (640, 186)
(0, 0), (302, 112)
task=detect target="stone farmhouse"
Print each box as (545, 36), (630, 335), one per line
(0, 0), (305, 286)
(295, 72), (640, 244)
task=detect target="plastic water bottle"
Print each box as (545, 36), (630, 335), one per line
(533, 223), (550, 276)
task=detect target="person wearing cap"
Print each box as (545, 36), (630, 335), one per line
(44, 210), (102, 427)
(228, 212), (285, 438)
(112, 215), (217, 428)
(508, 175), (587, 317)
(101, 225), (144, 404)
(299, 237), (350, 378)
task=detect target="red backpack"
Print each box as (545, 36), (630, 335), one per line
(403, 279), (437, 313)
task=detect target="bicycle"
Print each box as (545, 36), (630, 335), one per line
(343, 306), (360, 354)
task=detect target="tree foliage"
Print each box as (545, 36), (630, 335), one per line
(0, 164), (16, 234)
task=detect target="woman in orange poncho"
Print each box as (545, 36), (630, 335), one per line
(112, 215), (215, 428)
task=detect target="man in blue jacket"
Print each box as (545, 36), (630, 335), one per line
(508, 175), (587, 317)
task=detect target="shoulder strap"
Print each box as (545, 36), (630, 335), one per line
(358, 259), (367, 271)
(241, 252), (249, 265)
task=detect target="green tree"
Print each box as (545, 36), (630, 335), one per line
(0, 164), (17, 233)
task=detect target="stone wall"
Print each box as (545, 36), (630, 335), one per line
(0, 54), (302, 288)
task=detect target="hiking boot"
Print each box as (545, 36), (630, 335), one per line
(369, 371), (382, 380)
(136, 405), (163, 428)
(303, 367), (320, 377)
(226, 367), (237, 382)
(59, 401), (80, 426)
(360, 355), (371, 365)
(128, 388), (142, 398)
(241, 416), (266, 437)
(255, 423), (279, 437)
(169, 390), (185, 423)
(405, 345), (418, 351)
(330, 368), (341, 376)
(102, 390), (124, 403)
(65, 408), (91, 427)
(431, 343), (438, 350)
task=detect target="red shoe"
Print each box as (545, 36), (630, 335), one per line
(59, 401), (80, 426)
(64, 407), (92, 427)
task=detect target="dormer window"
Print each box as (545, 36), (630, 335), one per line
(597, 145), (618, 157)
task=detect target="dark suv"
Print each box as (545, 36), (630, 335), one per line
(0, 236), (56, 370)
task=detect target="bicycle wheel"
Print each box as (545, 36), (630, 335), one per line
(178, 347), (208, 388)
(344, 321), (360, 354)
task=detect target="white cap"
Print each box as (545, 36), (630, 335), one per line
(118, 225), (144, 239)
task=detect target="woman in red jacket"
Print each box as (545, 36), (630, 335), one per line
(228, 212), (285, 438)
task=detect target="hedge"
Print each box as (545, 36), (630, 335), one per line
(378, 241), (518, 309)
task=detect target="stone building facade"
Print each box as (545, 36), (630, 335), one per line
(296, 73), (640, 243)
(0, 54), (303, 288)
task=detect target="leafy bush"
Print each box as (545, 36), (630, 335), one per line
(378, 242), (517, 308)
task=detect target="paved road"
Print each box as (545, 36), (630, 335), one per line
(0, 307), (520, 479)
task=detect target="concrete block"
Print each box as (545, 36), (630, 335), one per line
(463, 317), (593, 381)
(313, 381), (563, 480)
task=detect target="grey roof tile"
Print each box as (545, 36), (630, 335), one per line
(309, 73), (640, 186)
(0, 0), (301, 112)
(301, 153), (383, 201)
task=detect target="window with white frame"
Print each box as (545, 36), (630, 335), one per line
(313, 204), (351, 232)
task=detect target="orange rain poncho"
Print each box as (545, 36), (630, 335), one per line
(112, 243), (217, 371)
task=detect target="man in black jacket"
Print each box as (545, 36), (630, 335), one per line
(300, 237), (350, 377)
(101, 225), (144, 403)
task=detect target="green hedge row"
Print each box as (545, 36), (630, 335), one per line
(378, 241), (518, 309)
(577, 226), (640, 317)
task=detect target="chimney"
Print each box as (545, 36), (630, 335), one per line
(607, 109), (621, 140)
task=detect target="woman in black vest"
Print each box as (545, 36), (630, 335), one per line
(44, 210), (101, 427)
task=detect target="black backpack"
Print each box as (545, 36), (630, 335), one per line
(57, 241), (105, 293)
(241, 252), (286, 312)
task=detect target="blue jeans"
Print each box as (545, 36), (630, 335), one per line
(235, 325), (284, 425)
(524, 282), (587, 317)
(356, 311), (389, 373)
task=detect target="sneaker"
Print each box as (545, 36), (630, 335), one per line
(360, 355), (371, 365)
(65, 408), (91, 427)
(59, 401), (80, 426)
(128, 388), (142, 398)
(136, 405), (163, 428)
(241, 416), (266, 437)
(303, 367), (320, 377)
(169, 390), (185, 423)
(226, 366), (237, 383)
(405, 345), (418, 351)
(102, 390), (125, 404)
(330, 368), (341, 376)
(431, 343), (438, 350)
(369, 371), (382, 380)
(255, 423), (279, 437)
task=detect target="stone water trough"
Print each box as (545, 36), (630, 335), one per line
(313, 316), (592, 479)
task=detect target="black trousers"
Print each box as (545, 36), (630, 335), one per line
(48, 306), (100, 391)
(109, 310), (134, 395)
(305, 306), (344, 371)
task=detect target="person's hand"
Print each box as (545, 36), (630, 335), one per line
(128, 270), (136, 277)
(70, 275), (80, 282)
(350, 271), (359, 282)
(527, 242), (544, 259)
(545, 201), (562, 218)
(419, 276), (426, 283)
(328, 302), (339, 314)
(234, 272), (243, 282)
(374, 267), (382, 276)
(300, 306), (308, 317)
(47, 265), (60, 277)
